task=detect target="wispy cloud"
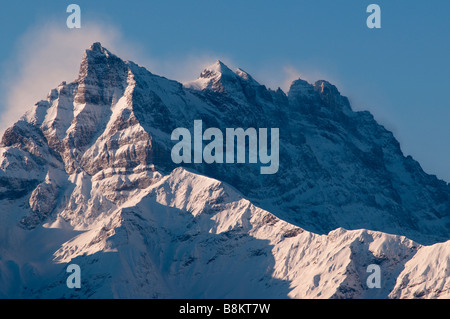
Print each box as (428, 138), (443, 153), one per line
(0, 21), (239, 136)
(0, 21), (143, 136)
(281, 66), (305, 92)
(0, 20), (322, 136)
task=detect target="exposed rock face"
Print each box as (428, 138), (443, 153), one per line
(0, 42), (448, 299)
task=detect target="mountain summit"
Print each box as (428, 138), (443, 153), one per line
(0, 43), (448, 298)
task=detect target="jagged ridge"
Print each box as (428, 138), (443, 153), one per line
(0, 42), (449, 298)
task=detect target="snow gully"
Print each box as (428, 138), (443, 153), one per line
(171, 120), (279, 174)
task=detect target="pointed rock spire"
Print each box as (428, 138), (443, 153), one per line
(76, 42), (129, 104)
(185, 60), (261, 96)
(199, 60), (235, 79)
(77, 42), (126, 81)
(313, 80), (351, 113)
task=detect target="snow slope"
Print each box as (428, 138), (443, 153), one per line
(2, 167), (446, 299)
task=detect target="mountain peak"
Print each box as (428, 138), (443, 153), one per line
(314, 80), (338, 95)
(214, 59), (227, 68)
(82, 42), (114, 62)
(184, 60), (234, 92)
(313, 80), (352, 113)
(76, 42), (129, 104)
(199, 60), (234, 79)
(288, 78), (315, 97)
(185, 60), (262, 95)
(89, 42), (104, 52)
(79, 42), (118, 70)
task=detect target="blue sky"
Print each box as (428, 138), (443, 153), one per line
(0, 0), (448, 181)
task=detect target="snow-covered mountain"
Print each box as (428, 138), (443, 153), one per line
(0, 43), (448, 298)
